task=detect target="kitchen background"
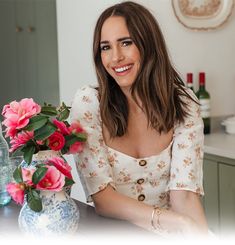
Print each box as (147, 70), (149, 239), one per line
(57, 0), (235, 117)
(0, 0), (235, 235)
(56, 0), (235, 205)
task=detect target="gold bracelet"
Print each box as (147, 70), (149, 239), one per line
(151, 206), (162, 230)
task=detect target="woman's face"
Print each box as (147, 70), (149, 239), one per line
(100, 16), (141, 91)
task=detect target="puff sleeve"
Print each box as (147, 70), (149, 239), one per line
(167, 90), (204, 195)
(70, 86), (116, 202)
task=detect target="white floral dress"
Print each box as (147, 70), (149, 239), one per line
(71, 85), (204, 208)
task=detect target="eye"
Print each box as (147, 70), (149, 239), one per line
(122, 40), (133, 47)
(100, 45), (110, 51)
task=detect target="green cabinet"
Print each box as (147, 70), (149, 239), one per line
(203, 153), (235, 234)
(203, 157), (219, 233)
(0, 0), (59, 111)
(219, 163), (235, 234)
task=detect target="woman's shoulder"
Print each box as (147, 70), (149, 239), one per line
(72, 85), (99, 108)
(187, 87), (198, 101)
(179, 87), (200, 114)
(71, 84), (100, 120)
(174, 87), (202, 130)
(73, 84), (99, 102)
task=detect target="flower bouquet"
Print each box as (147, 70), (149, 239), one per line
(1, 98), (87, 212)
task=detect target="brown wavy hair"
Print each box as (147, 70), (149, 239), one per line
(93, 1), (196, 137)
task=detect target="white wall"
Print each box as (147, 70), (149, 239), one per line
(56, 0), (235, 202)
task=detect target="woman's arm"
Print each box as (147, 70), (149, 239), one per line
(170, 190), (208, 233)
(92, 185), (204, 234)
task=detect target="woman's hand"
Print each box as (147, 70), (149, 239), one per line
(169, 190), (208, 234)
(177, 215), (205, 235)
(159, 209), (206, 235)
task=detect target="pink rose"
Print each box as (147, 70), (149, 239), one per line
(67, 141), (83, 154)
(6, 182), (25, 205)
(36, 165), (65, 191)
(2, 98), (41, 137)
(53, 119), (70, 135)
(9, 131), (34, 152)
(47, 157), (72, 179)
(22, 167), (36, 186)
(48, 131), (65, 151)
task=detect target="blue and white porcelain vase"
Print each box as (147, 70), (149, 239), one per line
(18, 190), (80, 236)
(18, 150), (80, 236)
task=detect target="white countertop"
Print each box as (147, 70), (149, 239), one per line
(204, 130), (235, 160)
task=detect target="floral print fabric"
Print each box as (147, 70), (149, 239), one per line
(71, 85), (204, 206)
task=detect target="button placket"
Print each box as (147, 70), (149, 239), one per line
(139, 159), (147, 166)
(137, 178), (145, 185)
(138, 194), (145, 201)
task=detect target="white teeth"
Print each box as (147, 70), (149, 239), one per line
(114, 65), (132, 73)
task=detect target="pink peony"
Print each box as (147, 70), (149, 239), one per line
(36, 165), (65, 191)
(9, 131), (34, 152)
(48, 131), (65, 151)
(6, 182), (25, 205)
(53, 119), (70, 135)
(22, 167), (36, 186)
(68, 121), (84, 134)
(2, 98), (41, 137)
(47, 157), (72, 179)
(68, 141), (83, 154)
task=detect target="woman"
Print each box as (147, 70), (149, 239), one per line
(71, 1), (208, 235)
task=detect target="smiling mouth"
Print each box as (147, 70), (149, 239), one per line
(113, 64), (133, 73)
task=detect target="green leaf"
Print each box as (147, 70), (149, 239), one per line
(64, 133), (87, 147)
(61, 146), (69, 155)
(11, 145), (25, 155)
(40, 106), (58, 116)
(60, 146), (69, 155)
(27, 190), (42, 212)
(24, 115), (48, 131)
(36, 163), (47, 168)
(13, 166), (23, 183)
(20, 140), (35, 152)
(64, 177), (75, 187)
(23, 145), (36, 164)
(64, 135), (78, 147)
(34, 123), (57, 141)
(74, 132), (87, 142)
(57, 108), (70, 121)
(62, 102), (71, 109)
(32, 167), (48, 184)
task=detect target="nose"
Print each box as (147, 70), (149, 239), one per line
(111, 46), (124, 63)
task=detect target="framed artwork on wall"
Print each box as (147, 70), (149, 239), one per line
(172, 0), (234, 30)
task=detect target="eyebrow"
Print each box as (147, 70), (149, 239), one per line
(100, 36), (132, 44)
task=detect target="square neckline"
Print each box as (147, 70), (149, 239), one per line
(91, 85), (175, 161)
(104, 139), (174, 161)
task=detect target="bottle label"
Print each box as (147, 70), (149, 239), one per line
(199, 99), (210, 118)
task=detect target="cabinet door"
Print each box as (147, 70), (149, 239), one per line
(203, 158), (219, 233)
(15, 0), (38, 101)
(34, 0), (59, 105)
(0, 0), (59, 111)
(15, 0), (59, 105)
(219, 163), (235, 234)
(0, 0), (18, 110)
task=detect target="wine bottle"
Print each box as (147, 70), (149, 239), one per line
(186, 73), (194, 92)
(196, 72), (211, 134)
